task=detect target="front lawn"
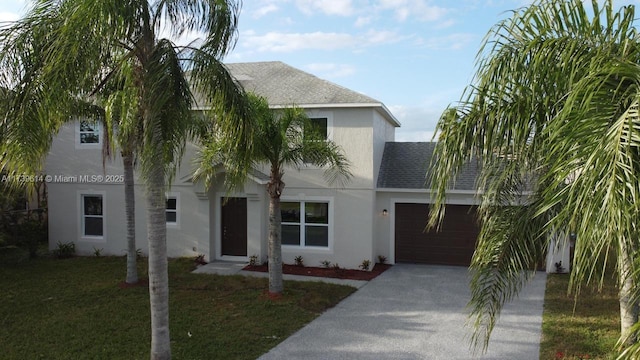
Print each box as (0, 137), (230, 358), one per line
(540, 273), (620, 359)
(0, 256), (355, 359)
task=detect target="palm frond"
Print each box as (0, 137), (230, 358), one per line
(429, 0), (640, 353)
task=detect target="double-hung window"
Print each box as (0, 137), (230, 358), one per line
(281, 201), (329, 248)
(81, 194), (104, 237)
(76, 119), (102, 149)
(166, 193), (180, 227)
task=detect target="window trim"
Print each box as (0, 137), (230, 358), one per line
(77, 190), (106, 242)
(306, 110), (333, 141)
(281, 196), (333, 250)
(75, 118), (102, 149)
(166, 192), (180, 229)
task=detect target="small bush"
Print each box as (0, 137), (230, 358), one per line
(320, 260), (331, 268)
(248, 254), (259, 266)
(359, 259), (371, 271)
(377, 255), (387, 264)
(331, 263), (344, 275)
(52, 241), (75, 259)
(93, 247), (103, 257)
(194, 254), (207, 265)
(294, 255), (304, 267)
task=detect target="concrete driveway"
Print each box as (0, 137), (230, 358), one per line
(258, 264), (546, 360)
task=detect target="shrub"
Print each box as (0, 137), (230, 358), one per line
(294, 255), (304, 267)
(377, 255), (387, 264)
(194, 254), (207, 265)
(359, 259), (371, 271)
(248, 254), (259, 266)
(320, 260), (331, 268)
(52, 241), (75, 259)
(93, 247), (103, 257)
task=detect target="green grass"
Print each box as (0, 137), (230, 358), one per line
(0, 256), (356, 359)
(540, 273), (620, 359)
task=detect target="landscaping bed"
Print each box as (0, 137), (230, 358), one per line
(243, 263), (392, 281)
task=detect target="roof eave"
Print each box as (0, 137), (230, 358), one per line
(270, 102), (401, 127)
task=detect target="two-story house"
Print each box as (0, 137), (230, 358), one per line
(44, 61), (569, 271)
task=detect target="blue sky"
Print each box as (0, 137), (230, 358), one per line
(0, 0), (604, 140)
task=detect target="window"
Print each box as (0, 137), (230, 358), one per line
(304, 118), (328, 140)
(76, 119), (102, 148)
(166, 193), (180, 227)
(82, 194), (104, 237)
(281, 201), (329, 247)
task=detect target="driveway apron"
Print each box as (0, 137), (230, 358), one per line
(258, 263), (546, 360)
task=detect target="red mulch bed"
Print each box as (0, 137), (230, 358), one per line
(243, 263), (392, 281)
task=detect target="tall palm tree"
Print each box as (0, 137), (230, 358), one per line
(196, 93), (352, 295)
(0, 1), (246, 358)
(103, 92), (141, 285)
(429, 0), (640, 355)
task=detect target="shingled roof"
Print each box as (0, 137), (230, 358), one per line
(225, 61), (381, 106)
(376, 142), (480, 190)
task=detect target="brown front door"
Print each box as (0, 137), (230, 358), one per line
(395, 203), (479, 266)
(221, 197), (247, 257)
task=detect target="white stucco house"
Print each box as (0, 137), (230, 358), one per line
(45, 61), (568, 271)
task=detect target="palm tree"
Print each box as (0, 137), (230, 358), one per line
(428, 0), (640, 355)
(196, 93), (352, 295)
(0, 1), (246, 358)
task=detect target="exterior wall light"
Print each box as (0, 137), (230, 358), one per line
(382, 209), (388, 216)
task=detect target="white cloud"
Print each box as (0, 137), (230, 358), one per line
(421, 33), (476, 50)
(242, 29), (402, 53)
(305, 63), (356, 78)
(388, 104), (443, 142)
(253, 4), (279, 19)
(354, 16), (372, 27)
(0, 12), (20, 22)
(295, 0), (354, 16)
(376, 0), (448, 22)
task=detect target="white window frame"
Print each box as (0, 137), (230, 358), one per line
(75, 118), (102, 149)
(281, 196), (333, 250)
(77, 190), (106, 241)
(306, 110), (333, 141)
(165, 192), (180, 229)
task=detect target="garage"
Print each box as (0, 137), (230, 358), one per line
(394, 203), (480, 266)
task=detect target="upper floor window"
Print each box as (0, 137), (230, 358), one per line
(75, 119), (102, 149)
(166, 193), (180, 228)
(304, 118), (328, 140)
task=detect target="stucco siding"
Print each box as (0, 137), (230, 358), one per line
(372, 110), (396, 187)
(275, 187), (374, 270)
(48, 181), (210, 259)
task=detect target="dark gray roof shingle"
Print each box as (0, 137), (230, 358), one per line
(377, 142), (480, 190)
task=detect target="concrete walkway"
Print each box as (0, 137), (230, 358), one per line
(193, 261), (369, 288)
(258, 264), (547, 360)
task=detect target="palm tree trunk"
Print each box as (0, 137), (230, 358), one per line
(267, 170), (285, 295)
(146, 158), (171, 360)
(620, 244), (638, 344)
(268, 194), (283, 295)
(123, 151), (138, 284)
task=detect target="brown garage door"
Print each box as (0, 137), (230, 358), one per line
(395, 203), (479, 266)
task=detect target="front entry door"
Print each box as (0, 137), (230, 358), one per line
(221, 197), (247, 257)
